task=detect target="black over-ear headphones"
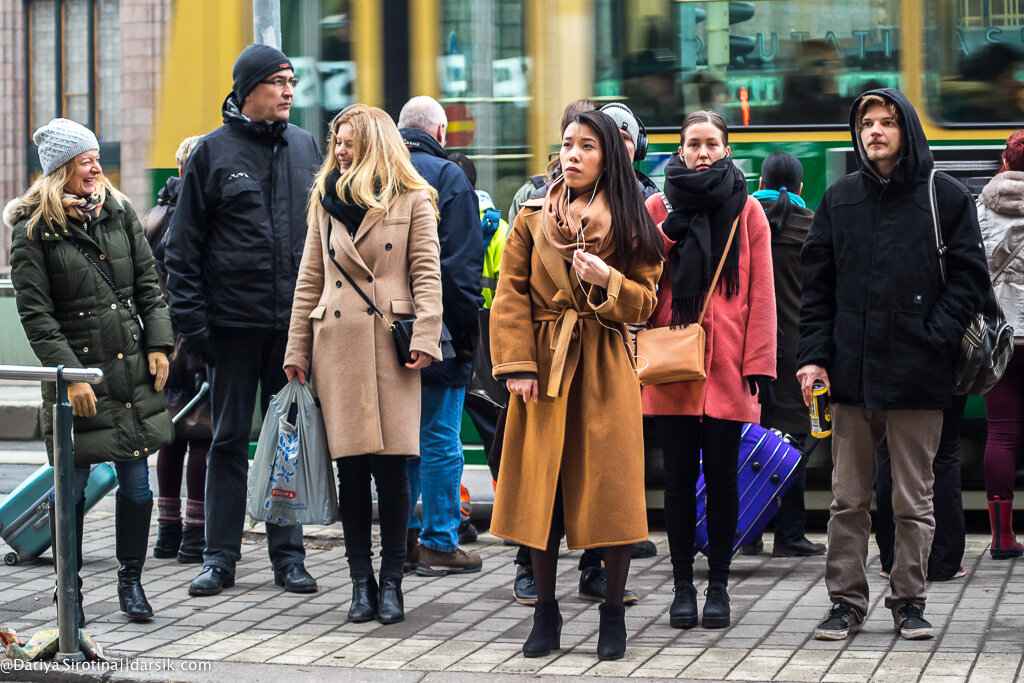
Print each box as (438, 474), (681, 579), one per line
(601, 102), (648, 162)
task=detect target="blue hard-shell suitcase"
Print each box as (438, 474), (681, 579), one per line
(694, 423), (802, 555)
(0, 463), (117, 566)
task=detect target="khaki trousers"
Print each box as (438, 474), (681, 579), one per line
(825, 404), (942, 616)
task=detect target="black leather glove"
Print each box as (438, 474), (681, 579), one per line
(747, 375), (776, 409)
(179, 327), (216, 369)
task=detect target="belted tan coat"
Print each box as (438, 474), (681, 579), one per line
(284, 189), (444, 458)
(489, 198), (662, 549)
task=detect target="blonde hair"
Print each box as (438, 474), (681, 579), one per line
(18, 158), (126, 239)
(307, 104), (437, 226)
(175, 135), (202, 170)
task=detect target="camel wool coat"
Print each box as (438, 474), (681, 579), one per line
(642, 194), (776, 423)
(284, 189), (444, 458)
(489, 199), (662, 550)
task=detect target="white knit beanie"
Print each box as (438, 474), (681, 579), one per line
(33, 118), (100, 176)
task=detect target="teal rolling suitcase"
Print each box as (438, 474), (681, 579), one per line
(0, 463), (117, 566)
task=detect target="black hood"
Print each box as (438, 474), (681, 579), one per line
(848, 88), (933, 187)
(157, 175), (181, 207)
(401, 127), (448, 160)
(221, 93), (288, 140)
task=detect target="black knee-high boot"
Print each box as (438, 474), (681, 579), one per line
(116, 494), (154, 621)
(50, 499), (86, 627)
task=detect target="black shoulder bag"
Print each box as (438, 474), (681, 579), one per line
(929, 169), (1014, 395)
(66, 235), (146, 334)
(324, 219), (454, 366)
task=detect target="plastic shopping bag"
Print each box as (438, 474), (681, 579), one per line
(248, 378), (337, 526)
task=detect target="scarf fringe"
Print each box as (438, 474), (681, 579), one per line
(669, 266), (740, 327)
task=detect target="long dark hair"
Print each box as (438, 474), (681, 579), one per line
(759, 151), (803, 234)
(571, 109), (662, 267)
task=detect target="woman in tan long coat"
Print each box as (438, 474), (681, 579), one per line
(490, 110), (663, 661)
(284, 105), (443, 626)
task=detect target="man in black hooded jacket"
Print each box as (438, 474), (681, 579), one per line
(798, 89), (989, 641)
(164, 44), (321, 597)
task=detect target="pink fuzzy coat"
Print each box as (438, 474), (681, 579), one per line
(642, 194), (777, 423)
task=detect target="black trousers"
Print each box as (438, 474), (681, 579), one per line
(655, 415), (742, 585)
(875, 394), (966, 581)
(337, 454), (411, 579)
(205, 326), (305, 574)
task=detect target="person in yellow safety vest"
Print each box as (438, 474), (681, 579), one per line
(448, 152), (507, 545)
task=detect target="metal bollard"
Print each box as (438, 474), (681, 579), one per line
(53, 365), (85, 662)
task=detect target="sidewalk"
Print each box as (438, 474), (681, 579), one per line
(3, 491), (1022, 683)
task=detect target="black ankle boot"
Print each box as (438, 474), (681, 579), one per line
(153, 521), (182, 559)
(523, 600), (562, 658)
(669, 581), (698, 629)
(348, 575), (378, 623)
(177, 525), (205, 564)
(701, 581), (730, 629)
(116, 495), (154, 621)
(597, 603), (627, 661)
(376, 575), (404, 624)
(50, 500), (86, 627)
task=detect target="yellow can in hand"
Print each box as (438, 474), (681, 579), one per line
(809, 380), (832, 438)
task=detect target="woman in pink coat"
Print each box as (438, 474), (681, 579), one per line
(643, 110), (776, 630)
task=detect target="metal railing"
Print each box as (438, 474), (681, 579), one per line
(0, 364), (103, 661)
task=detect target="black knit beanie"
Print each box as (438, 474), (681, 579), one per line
(232, 44), (294, 102)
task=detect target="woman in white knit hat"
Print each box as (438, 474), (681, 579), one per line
(4, 117), (175, 625)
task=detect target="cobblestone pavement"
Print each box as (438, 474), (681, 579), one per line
(2, 497), (1023, 682)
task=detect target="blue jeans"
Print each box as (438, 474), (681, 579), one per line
(68, 458), (151, 504)
(408, 385), (465, 552)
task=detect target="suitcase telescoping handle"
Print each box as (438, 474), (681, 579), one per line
(171, 381), (210, 425)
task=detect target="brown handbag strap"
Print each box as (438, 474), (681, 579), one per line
(697, 215), (740, 325)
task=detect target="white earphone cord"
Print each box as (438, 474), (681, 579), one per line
(561, 176), (649, 373)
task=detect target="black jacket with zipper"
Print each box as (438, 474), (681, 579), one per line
(797, 88), (990, 410)
(163, 94), (321, 333)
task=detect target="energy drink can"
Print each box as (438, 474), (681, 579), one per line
(809, 381), (832, 438)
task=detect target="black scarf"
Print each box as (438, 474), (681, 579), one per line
(319, 170), (367, 237)
(661, 155), (746, 326)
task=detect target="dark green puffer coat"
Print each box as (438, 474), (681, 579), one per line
(6, 194), (175, 465)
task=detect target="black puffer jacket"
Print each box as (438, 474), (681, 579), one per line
(163, 94), (321, 332)
(798, 89), (990, 410)
(6, 195), (174, 465)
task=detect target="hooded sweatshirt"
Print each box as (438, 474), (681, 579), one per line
(978, 170), (1024, 342)
(798, 88), (990, 410)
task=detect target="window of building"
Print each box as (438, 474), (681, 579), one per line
(925, 0), (1024, 124)
(440, 0), (530, 214)
(593, 0), (901, 130)
(27, 0), (121, 175)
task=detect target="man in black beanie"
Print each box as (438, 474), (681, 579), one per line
(164, 44), (322, 597)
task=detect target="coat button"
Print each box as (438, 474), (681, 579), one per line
(367, 275), (373, 283)
(125, 402), (132, 408)
(133, 334), (138, 340)
(385, 243), (392, 250)
(329, 248), (335, 257)
(366, 307), (374, 315)
(82, 347), (88, 352)
(144, 447), (149, 453)
(117, 353), (124, 359)
(99, 254), (105, 260)
(334, 310), (340, 318)
(133, 450), (140, 456)
(336, 280), (342, 288)
(110, 304), (117, 309)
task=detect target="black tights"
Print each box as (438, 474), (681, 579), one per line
(530, 486), (632, 606)
(655, 415), (741, 585)
(337, 454), (410, 579)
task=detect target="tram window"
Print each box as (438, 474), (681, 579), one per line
(593, 0), (901, 129)
(924, 0), (1024, 124)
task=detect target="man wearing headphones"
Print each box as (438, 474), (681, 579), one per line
(599, 102), (660, 200)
